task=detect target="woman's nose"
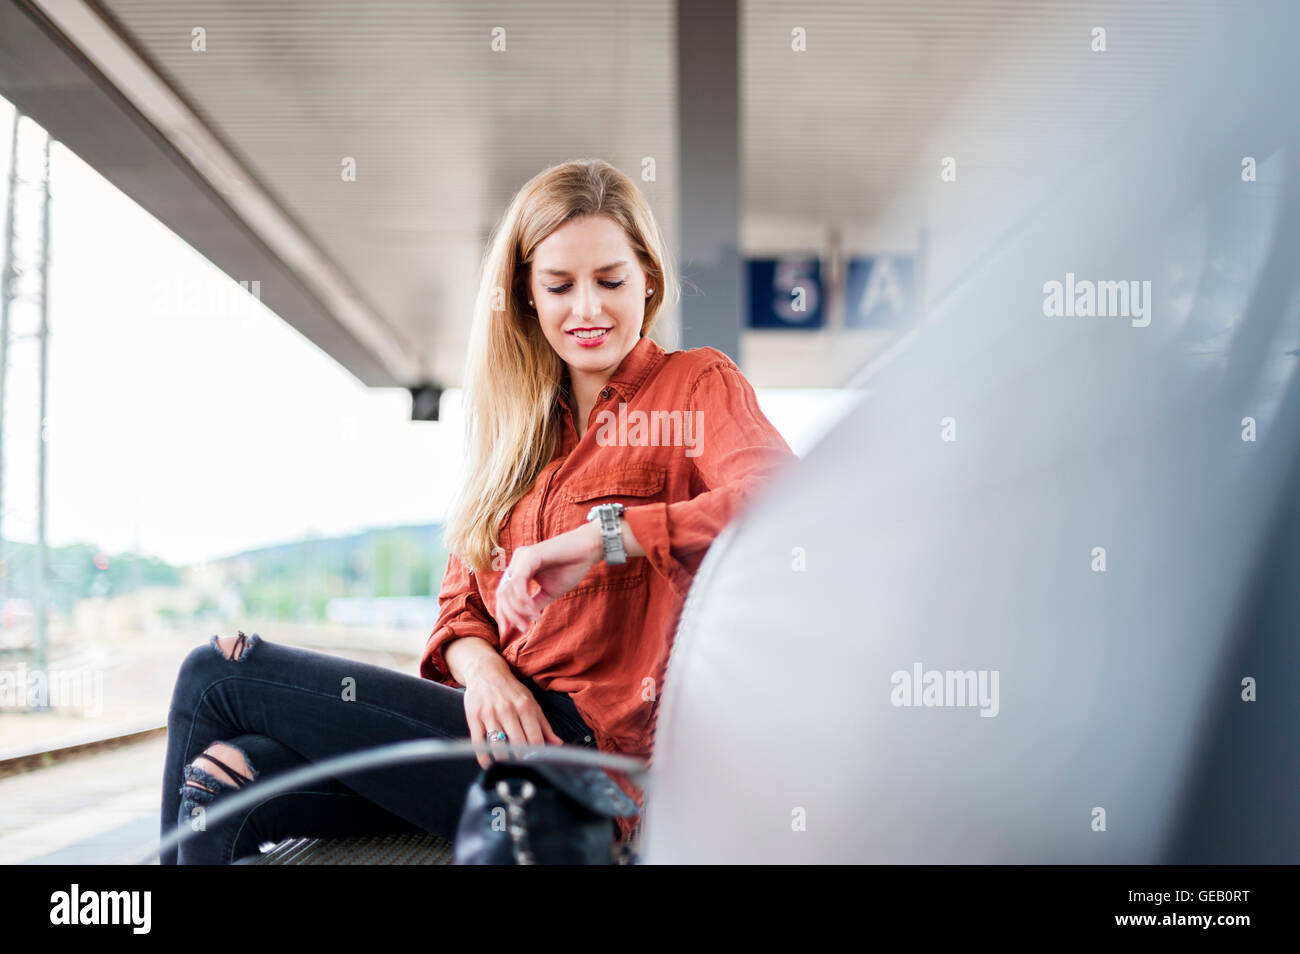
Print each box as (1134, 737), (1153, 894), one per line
(573, 282), (602, 320)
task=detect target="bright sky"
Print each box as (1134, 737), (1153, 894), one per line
(0, 99), (862, 567)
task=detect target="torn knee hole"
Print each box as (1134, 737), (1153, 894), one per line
(186, 741), (256, 791)
(211, 630), (258, 661)
(181, 765), (222, 801)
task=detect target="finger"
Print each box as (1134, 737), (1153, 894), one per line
(525, 579), (546, 616)
(509, 571), (537, 624)
(513, 599), (539, 631)
(521, 581), (546, 619)
(466, 713), (492, 771)
(495, 707), (527, 760)
(483, 720), (510, 768)
(497, 574), (528, 634)
(495, 595), (515, 640)
(505, 560), (540, 622)
(539, 713), (565, 746)
(524, 578), (543, 616)
(512, 579), (537, 626)
(503, 595), (529, 637)
(505, 588), (536, 634)
(495, 583), (523, 639)
(517, 707), (547, 748)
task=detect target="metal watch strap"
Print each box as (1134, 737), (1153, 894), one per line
(587, 502), (627, 565)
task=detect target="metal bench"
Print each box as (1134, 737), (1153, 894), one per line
(238, 818), (643, 864)
(237, 831), (456, 865)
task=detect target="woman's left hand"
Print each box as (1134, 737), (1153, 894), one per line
(495, 522), (602, 639)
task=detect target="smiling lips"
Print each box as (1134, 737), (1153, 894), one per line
(568, 328), (611, 346)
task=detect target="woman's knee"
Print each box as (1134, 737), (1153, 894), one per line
(177, 739), (262, 864)
(184, 740), (257, 793)
(206, 630), (260, 661)
(178, 738), (258, 831)
(176, 631), (264, 682)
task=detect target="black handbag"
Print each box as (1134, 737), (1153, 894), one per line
(453, 753), (641, 865)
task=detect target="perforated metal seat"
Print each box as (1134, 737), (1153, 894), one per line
(236, 830), (455, 865)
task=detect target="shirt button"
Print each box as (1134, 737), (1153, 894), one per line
(600, 388), (611, 398)
(583, 735), (592, 743)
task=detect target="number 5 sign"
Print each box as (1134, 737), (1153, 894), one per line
(746, 258), (825, 330)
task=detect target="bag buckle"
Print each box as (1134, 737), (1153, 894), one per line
(495, 778), (537, 865)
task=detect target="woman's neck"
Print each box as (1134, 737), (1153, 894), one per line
(564, 370), (607, 438)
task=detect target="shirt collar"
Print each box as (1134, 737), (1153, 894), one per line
(556, 334), (664, 411)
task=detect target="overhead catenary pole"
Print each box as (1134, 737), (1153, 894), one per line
(32, 131), (51, 691)
(0, 111), (19, 621)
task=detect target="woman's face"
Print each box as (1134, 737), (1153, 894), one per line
(528, 214), (650, 384)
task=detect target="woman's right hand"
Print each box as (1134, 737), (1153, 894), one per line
(460, 654), (565, 770)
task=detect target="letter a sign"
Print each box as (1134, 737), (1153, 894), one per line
(845, 254), (915, 329)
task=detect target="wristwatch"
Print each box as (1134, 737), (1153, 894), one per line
(586, 502), (627, 565)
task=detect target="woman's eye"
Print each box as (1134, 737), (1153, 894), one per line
(545, 280), (626, 294)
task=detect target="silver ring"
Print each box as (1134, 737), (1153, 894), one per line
(486, 729), (507, 743)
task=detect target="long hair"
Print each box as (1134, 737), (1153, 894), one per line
(443, 159), (681, 573)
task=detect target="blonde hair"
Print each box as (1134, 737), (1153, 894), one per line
(443, 159), (680, 573)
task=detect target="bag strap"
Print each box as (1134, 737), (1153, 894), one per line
(482, 757), (639, 817)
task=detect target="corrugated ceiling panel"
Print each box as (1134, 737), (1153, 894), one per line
(98, 0), (678, 387)
(93, 0), (1244, 386)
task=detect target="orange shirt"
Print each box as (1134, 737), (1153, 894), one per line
(419, 334), (799, 843)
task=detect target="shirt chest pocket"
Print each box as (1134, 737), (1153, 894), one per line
(560, 462), (667, 514)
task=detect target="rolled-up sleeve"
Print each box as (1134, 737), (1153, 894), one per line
(621, 358), (799, 598)
(420, 551), (501, 687)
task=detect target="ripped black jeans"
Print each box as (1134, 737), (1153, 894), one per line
(160, 632), (598, 865)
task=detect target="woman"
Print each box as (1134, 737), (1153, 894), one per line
(159, 158), (797, 863)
